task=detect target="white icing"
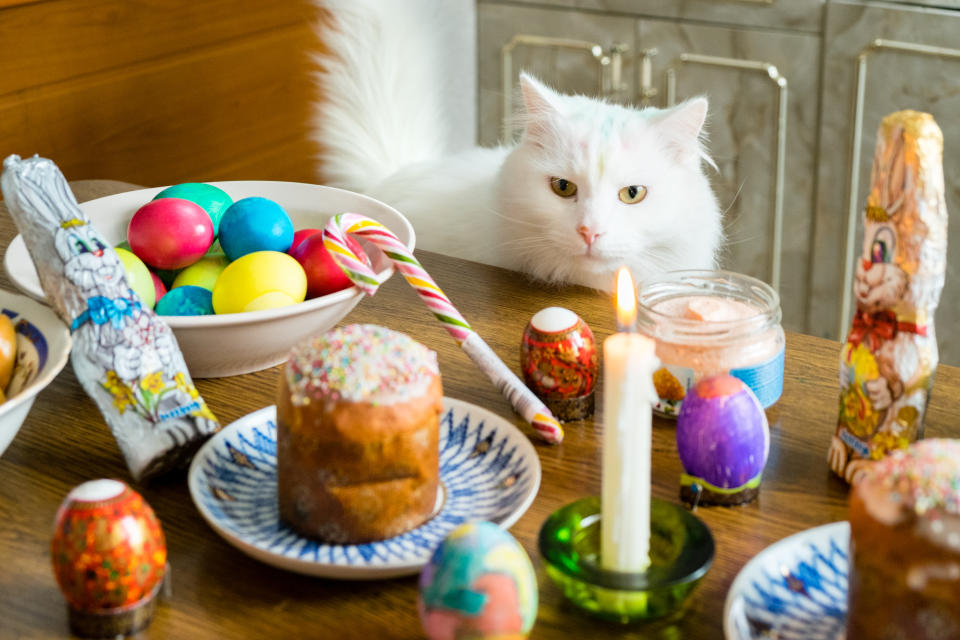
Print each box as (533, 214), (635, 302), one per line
(530, 307), (578, 333)
(69, 479), (126, 502)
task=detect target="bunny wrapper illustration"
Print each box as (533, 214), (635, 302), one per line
(828, 112), (948, 484)
(1, 155), (219, 481)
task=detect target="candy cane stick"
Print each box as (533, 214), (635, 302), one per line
(323, 213), (564, 445)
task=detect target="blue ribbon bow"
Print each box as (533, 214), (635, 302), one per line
(71, 295), (141, 331)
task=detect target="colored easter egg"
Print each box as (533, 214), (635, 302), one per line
(211, 251), (306, 314)
(290, 228), (322, 253)
(172, 255), (229, 291)
(419, 521), (537, 640)
(127, 198), (214, 270)
(51, 479), (166, 631)
(218, 197), (294, 261)
(151, 271), (167, 305)
(676, 374), (769, 506)
(289, 232), (364, 298)
(520, 307), (597, 421)
(153, 183), (233, 236)
(155, 285), (214, 316)
(115, 247), (156, 308)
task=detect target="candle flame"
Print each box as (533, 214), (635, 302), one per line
(615, 267), (637, 331)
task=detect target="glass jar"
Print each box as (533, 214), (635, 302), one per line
(635, 270), (785, 417)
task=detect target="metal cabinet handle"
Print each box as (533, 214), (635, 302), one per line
(665, 53), (788, 293)
(638, 48), (659, 107)
(838, 39), (960, 338)
(501, 35), (629, 139)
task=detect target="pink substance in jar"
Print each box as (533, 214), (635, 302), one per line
(637, 271), (785, 415)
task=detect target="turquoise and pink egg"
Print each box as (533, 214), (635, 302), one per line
(127, 198), (214, 270)
(218, 197), (294, 261)
(155, 285), (214, 316)
(153, 183), (233, 236)
(418, 521), (537, 640)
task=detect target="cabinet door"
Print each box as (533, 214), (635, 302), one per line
(640, 20), (821, 332)
(809, 1), (960, 364)
(477, 3), (636, 146)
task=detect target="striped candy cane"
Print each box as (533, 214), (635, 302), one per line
(323, 213), (564, 445)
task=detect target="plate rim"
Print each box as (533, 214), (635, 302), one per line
(187, 397), (542, 579)
(722, 520), (849, 640)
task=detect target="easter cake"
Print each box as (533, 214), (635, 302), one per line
(846, 439), (960, 639)
(276, 324), (443, 543)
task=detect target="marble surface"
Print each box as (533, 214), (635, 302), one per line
(809, 0), (960, 363)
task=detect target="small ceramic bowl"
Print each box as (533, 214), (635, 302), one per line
(0, 290), (72, 457)
(5, 181), (414, 377)
(538, 496), (714, 623)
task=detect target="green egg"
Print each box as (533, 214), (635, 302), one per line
(172, 255), (229, 292)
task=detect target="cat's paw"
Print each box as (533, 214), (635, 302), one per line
(827, 435), (848, 478)
(865, 377), (893, 410)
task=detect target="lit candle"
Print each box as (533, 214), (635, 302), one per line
(602, 267), (658, 573)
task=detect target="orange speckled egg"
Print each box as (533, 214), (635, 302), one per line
(51, 479), (166, 613)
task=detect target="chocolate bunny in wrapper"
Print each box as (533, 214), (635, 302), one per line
(828, 111), (948, 483)
(1, 155), (219, 481)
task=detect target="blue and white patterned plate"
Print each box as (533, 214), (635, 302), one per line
(724, 522), (848, 640)
(188, 398), (541, 579)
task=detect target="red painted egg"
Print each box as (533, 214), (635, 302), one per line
(51, 479), (167, 614)
(150, 271), (167, 307)
(520, 307), (598, 421)
(289, 228), (322, 253)
(290, 232), (367, 299)
(128, 198), (214, 270)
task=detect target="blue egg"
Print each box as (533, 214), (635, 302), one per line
(155, 285), (214, 316)
(218, 197), (294, 261)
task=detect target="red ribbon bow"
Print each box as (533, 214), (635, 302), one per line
(848, 309), (927, 351)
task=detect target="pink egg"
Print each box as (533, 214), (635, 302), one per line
(289, 228), (322, 254)
(128, 198), (214, 270)
(151, 270), (167, 305)
(290, 232), (366, 298)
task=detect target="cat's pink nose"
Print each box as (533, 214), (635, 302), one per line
(577, 226), (600, 247)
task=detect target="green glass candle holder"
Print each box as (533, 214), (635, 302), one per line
(538, 496), (714, 623)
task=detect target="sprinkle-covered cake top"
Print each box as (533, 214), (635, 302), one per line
(286, 324), (439, 405)
(867, 439), (960, 516)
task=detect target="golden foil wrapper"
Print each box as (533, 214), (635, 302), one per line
(828, 111), (947, 484)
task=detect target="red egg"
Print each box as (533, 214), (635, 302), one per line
(289, 228), (322, 253)
(290, 232), (366, 298)
(51, 479), (166, 628)
(128, 198), (214, 270)
(151, 271), (167, 306)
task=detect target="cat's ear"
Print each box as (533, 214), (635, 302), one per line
(654, 97), (713, 168)
(518, 73), (563, 145)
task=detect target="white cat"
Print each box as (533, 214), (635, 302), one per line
(312, 1), (722, 291)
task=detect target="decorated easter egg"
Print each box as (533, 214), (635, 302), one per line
(290, 232), (365, 298)
(520, 307), (597, 421)
(153, 183), (233, 236)
(418, 521), (537, 640)
(676, 374), (769, 506)
(218, 197), (294, 261)
(114, 248), (156, 309)
(155, 285), (214, 316)
(127, 198), (214, 270)
(151, 271), (167, 305)
(172, 255), (229, 291)
(51, 479), (166, 634)
(211, 250), (307, 314)
(289, 228), (322, 253)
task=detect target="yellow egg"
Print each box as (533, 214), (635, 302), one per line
(212, 251), (307, 314)
(115, 248), (156, 309)
(172, 255), (229, 291)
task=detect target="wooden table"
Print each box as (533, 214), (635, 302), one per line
(2, 181), (958, 639)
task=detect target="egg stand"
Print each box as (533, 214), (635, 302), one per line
(322, 213), (563, 445)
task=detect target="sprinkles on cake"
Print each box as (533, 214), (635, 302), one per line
(286, 324), (439, 405)
(868, 439), (960, 516)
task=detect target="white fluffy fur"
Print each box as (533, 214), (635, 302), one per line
(313, 0), (722, 291)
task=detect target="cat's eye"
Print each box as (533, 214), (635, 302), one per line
(619, 185), (648, 204)
(550, 177), (578, 198)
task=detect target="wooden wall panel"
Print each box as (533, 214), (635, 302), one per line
(0, 0), (319, 186)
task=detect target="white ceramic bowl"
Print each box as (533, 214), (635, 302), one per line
(3, 181), (415, 377)
(0, 290), (72, 457)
